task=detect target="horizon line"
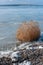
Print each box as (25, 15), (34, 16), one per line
(0, 4), (43, 6)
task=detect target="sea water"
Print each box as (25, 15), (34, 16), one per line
(0, 5), (43, 50)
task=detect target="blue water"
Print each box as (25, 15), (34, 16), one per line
(0, 5), (43, 50)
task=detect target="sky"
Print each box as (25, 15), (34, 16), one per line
(0, 0), (43, 5)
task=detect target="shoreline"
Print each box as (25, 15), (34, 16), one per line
(0, 32), (43, 51)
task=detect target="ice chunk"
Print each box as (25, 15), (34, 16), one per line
(19, 60), (32, 65)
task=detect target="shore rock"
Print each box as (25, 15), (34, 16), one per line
(0, 42), (43, 65)
(13, 42), (43, 65)
(16, 21), (40, 42)
(0, 57), (13, 65)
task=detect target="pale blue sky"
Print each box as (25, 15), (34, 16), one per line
(0, 0), (43, 5)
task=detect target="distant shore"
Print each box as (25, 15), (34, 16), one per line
(0, 4), (43, 6)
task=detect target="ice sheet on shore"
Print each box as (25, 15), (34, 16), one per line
(0, 42), (33, 65)
(0, 42), (43, 65)
(0, 51), (13, 58)
(0, 50), (32, 65)
(0, 42), (43, 57)
(13, 61), (31, 65)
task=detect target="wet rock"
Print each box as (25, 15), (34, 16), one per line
(16, 21), (40, 42)
(0, 57), (13, 65)
(27, 49), (43, 65)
